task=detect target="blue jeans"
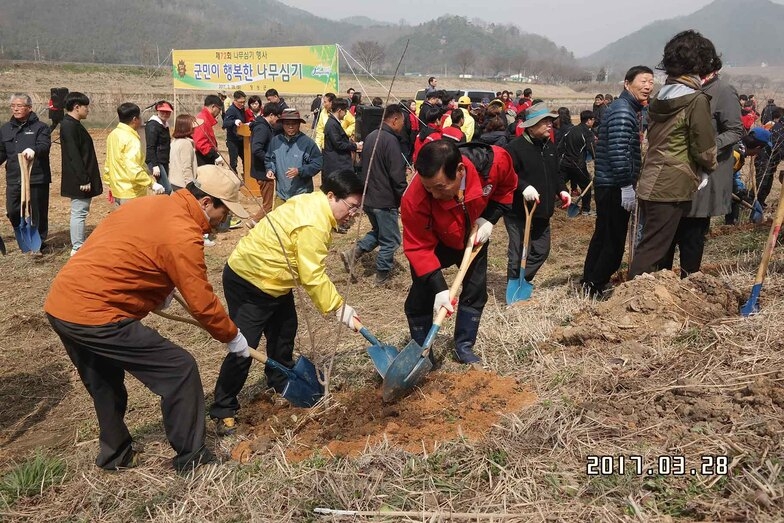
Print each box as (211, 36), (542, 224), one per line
(357, 207), (401, 273)
(70, 197), (92, 251)
(156, 164), (173, 195)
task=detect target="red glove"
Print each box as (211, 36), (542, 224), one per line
(559, 191), (571, 209)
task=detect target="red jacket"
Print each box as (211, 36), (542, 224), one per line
(401, 146), (517, 277)
(442, 126), (465, 143)
(413, 126), (442, 162)
(193, 106), (219, 158)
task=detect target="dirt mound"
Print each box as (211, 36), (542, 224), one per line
(556, 270), (741, 346)
(231, 369), (536, 463)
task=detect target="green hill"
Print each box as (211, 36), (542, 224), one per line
(0, 0), (579, 79)
(582, 0), (784, 72)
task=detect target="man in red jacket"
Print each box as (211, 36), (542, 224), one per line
(401, 140), (516, 365)
(193, 94), (226, 167)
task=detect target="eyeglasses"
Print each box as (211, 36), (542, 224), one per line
(340, 199), (361, 215)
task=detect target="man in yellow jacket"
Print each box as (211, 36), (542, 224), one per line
(210, 169), (364, 435)
(104, 103), (164, 203)
(443, 96), (476, 141)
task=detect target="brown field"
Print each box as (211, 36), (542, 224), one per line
(0, 63), (783, 521)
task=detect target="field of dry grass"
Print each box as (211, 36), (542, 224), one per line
(0, 64), (783, 522)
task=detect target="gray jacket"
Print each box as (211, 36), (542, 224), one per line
(687, 76), (744, 217)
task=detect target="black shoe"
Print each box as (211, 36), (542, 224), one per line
(581, 282), (603, 299)
(375, 270), (391, 285)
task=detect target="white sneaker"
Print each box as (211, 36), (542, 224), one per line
(203, 235), (215, 247)
(70, 248), (78, 257)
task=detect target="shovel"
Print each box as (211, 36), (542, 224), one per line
(17, 153), (42, 253)
(732, 193), (764, 224)
(352, 319), (398, 377)
(505, 200), (538, 304)
(381, 231), (482, 403)
(741, 185), (784, 316)
(567, 180), (594, 218)
(155, 299), (323, 408)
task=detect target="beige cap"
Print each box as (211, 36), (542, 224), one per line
(194, 164), (250, 218)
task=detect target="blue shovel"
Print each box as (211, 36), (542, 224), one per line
(381, 231), (481, 403)
(352, 319), (399, 377)
(17, 153), (42, 252)
(505, 200), (538, 304)
(741, 188), (784, 316)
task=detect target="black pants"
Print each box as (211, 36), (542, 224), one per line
(6, 181), (50, 241)
(210, 264), (298, 419)
(754, 161), (776, 206)
(503, 213), (551, 281)
(226, 140), (245, 173)
(404, 242), (488, 317)
(659, 216), (711, 278)
(562, 165), (592, 211)
(628, 200), (691, 279)
(46, 315), (209, 472)
(582, 186), (630, 289)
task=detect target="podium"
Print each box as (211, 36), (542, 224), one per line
(236, 124), (260, 196)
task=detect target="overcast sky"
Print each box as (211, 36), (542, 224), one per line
(280, 0), (777, 56)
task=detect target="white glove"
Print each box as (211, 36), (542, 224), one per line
(227, 331), (250, 358)
(22, 148), (35, 160)
(620, 184), (636, 212)
(336, 304), (359, 330)
(433, 289), (455, 316)
(152, 166), (161, 177)
(79, 183), (91, 192)
(234, 119), (242, 127)
(151, 182), (165, 195)
(215, 157), (225, 166)
(522, 185), (540, 202)
(697, 172), (709, 191)
(157, 290), (175, 310)
(474, 217), (493, 244)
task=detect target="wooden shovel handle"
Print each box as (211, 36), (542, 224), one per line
(752, 185), (784, 285)
(433, 227), (482, 326)
(151, 308), (267, 365)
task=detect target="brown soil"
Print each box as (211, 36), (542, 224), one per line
(231, 369), (536, 463)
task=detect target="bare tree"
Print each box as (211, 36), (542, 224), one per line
(455, 48), (476, 76)
(352, 40), (385, 74)
(488, 53), (508, 77)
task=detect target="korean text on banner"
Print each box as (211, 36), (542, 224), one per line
(172, 45), (339, 94)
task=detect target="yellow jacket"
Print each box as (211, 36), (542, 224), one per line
(342, 110), (356, 140)
(227, 191), (343, 314)
(444, 111), (476, 142)
(103, 123), (151, 199)
(315, 109), (330, 150)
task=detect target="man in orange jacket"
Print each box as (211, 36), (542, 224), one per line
(44, 166), (249, 474)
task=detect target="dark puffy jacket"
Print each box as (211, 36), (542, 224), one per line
(477, 130), (509, 147)
(144, 116), (171, 169)
(323, 114), (356, 176)
(504, 133), (566, 220)
(0, 112), (51, 185)
(60, 114), (102, 198)
(593, 89), (644, 188)
(250, 116), (274, 181)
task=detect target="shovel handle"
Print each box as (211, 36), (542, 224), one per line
(571, 179), (594, 206)
(152, 309), (269, 364)
(425, 227), (482, 350)
(352, 319), (383, 346)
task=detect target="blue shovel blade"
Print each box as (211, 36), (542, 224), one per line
(367, 345), (398, 378)
(381, 339), (433, 402)
(506, 277), (534, 304)
(750, 202), (764, 224)
(266, 356), (323, 408)
(567, 203), (581, 218)
(740, 283), (762, 317)
(14, 226), (30, 253)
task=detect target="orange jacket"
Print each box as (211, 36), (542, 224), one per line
(44, 190), (237, 342)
